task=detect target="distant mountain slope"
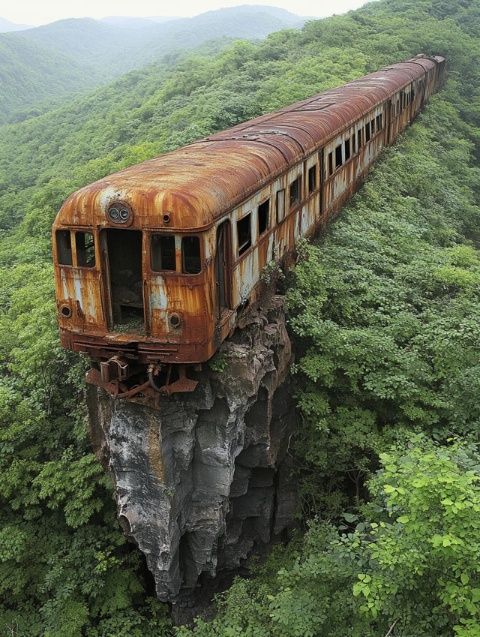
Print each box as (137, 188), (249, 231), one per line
(0, 17), (31, 32)
(0, 5), (304, 124)
(0, 33), (105, 125)
(20, 6), (304, 73)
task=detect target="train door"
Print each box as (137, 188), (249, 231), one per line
(215, 220), (231, 319)
(102, 228), (145, 331)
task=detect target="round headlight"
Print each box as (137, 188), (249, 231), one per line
(169, 313), (182, 329)
(107, 202), (132, 224)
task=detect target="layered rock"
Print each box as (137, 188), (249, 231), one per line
(87, 296), (297, 605)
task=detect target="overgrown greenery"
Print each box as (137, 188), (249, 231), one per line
(0, 0), (480, 634)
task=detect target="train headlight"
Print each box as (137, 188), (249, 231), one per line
(107, 202), (132, 225)
(59, 304), (72, 318)
(169, 313), (182, 329)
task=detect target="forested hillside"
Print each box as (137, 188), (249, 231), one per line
(0, 0), (480, 635)
(0, 6), (303, 125)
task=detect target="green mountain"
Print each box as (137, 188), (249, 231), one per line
(0, 0), (480, 634)
(0, 17), (30, 32)
(0, 6), (304, 125)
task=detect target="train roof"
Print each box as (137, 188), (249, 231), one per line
(55, 55), (444, 231)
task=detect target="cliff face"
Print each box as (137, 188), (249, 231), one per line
(87, 296), (297, 605)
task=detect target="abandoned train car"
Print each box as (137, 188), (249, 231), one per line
(52, 54), (446, 397)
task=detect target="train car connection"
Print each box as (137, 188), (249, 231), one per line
(52, 54), (446, 399)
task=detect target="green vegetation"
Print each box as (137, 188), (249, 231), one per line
(0, 0), (480, 634)
(0, 6), (303, 125)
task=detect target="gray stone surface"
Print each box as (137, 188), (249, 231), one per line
(87, 296), (298, 603)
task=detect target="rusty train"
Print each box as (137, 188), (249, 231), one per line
(52, 54), (446, 398)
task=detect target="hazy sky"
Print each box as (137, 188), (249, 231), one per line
(4, 0), (371, 26)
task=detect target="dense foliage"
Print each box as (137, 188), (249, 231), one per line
(0, 0), (479, 634)
(0, 6), (302, 125)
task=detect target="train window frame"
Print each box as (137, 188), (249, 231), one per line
(308, 165), (317, 193)
(328, 152), (333, 176)
(258, 199), (269, 236)
(351, 133), (356, 155)
(276, 189), (286, 223)
(237, 213), (252, 256)
(289, 175), (302, 208)
(357, 129), (362, 150)
(151, 233), (177, 272)
(56, 230), (73, 266)
(182, 235), (202, 274)
(365, 121), (371, 142)
(335, 144), (343, 169)
(371, 118), (375, 135)
(75, 231), (96, 268)
(344, 138), (351, 162)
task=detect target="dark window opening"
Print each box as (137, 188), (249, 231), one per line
(365, 122), (371, 142)
(335, 144), (343, 169)
(351, 134), (356, 154)
(151, 234), (176, 271)
(371, 118), (375, 135)
(378, 113), (383, 129)
(182, 236), (201, 274)
(357, 129), (362, 150)
(328, 152), (333, 176)
(237, 214), (251, 256)
(289, 176), (302, 207)
(276, 189), (285, 222)
(76, 231), (95, 268)
(258, 200), (269, 235)
(56, 230), (72, 266)
(345, 138), (351, 162)
(308, 165), (317, 193)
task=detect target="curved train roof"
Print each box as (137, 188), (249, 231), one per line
(55, 55), (443, 231)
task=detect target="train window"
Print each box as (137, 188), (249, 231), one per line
(276, 189), (285, 222)
(56, 230), (72, 266)
(258, 200), (269, 236)
(289, 176), (302, 207)
(377, 114), (383, 130)
(328, 152), (333, 176)
(365, 122), (371, 142)
(335, 144), (343, 169)
(357, 129), (362, 150)
(182, 236), (201, 274)
(371, 118), (375, 135)
(151, 234), (176, 271)
(344, 138), (351, 162)
(351, 133), (356, 155)
(76, 231), (95, 268)
(308, 165), (317, 193)
(237, 214), (252, 256)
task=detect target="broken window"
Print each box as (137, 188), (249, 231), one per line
(75, 231), (95, 268)
(365, 122), (371, 142)
(56, 230), (72, 266)
(258, 200), (269, 235)
(182, 236), (201, 274)
(289, 176), (302, 207)
(237, 214), (251, 256)
(335, 144), (343, 169)
(308, 165), (317, 193)
(151, 234), (176, 271)
(328, 152), (333, 176)
(345, 138), (351, 162)
(276, 189), (285, 222)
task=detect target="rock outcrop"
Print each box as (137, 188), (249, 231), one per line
(87, 296), (297, 606)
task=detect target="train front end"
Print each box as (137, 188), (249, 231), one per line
(52, 181), (216, 398)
